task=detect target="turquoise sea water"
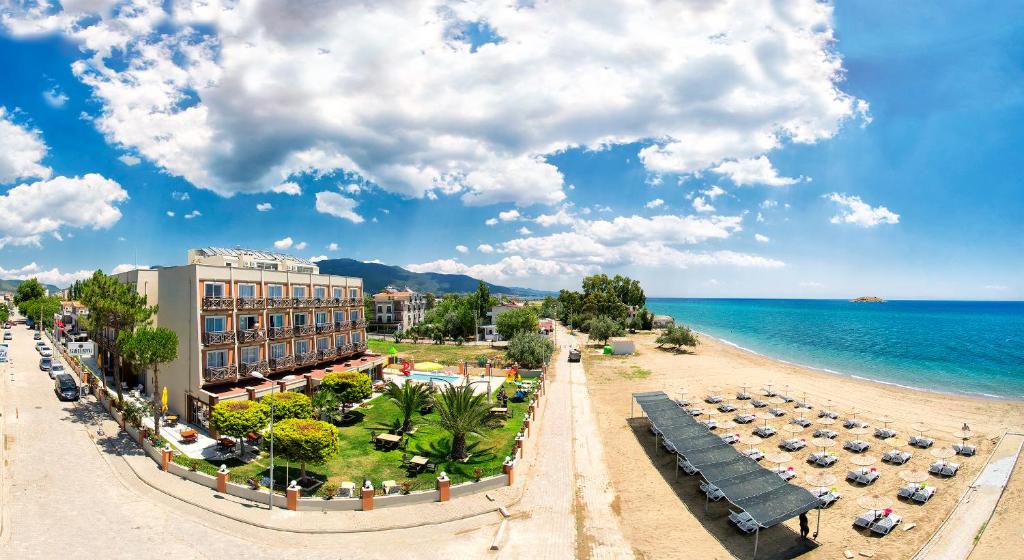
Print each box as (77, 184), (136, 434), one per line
(647, 299), (1024, 400)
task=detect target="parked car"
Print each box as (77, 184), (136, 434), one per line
(3, 331), (11, 341)
(33, 331), (41, 340)
(40, 348), (53, 358)
(568, 347), (582, 363)
(35, 341), (47, 352)
(39, 356), (52, 371)
(54, 373), (80, 401)
(49, 362), (65, 379)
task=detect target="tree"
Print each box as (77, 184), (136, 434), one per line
(655, 325), (700, 350)
(586, 315), (625, 344)
(320, 371), (372, 408)
(431, 383), (491, 461)
(475, 280), (490, 321)
(260, 391), (313, 421)
(13, 278), (46, 305)
(495, 307), (538, 340)
(538, 296), (561, 320)
(424, 292), (436, 310)
(0, 303), (8, 324)
(311, 389), (342, 423)
(118, 326), (179, 433)
(271, 418), (340, 479)
(18, 296), (61, 328)
(384, 380), (433, 432)
(210, 400), (270, 456)
(636, 307), (654, 330)
(505, 331), (554, 369)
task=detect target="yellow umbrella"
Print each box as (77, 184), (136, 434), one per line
(161, 386), (168, 412)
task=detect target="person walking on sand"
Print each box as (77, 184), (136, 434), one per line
(799, 512), (810, 539)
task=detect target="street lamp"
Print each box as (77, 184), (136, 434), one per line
(249, 371), (295, 510)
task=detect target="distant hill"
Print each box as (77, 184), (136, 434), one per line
(315, 258), (554, 297)
(0, 279), (61, 295)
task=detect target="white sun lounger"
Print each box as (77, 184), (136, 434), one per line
(883, 449), (912, 464)
(790, 417), (812, 427)
(929, 461), (960, 476)
(778, 394), (794, 403)
(736, 391), (752, 400)
(734, 413), (755, 424)
(780, 438), (807, 451)
(953, 443), (976, 456)
(751, 399), (768, 408)
(754, 426), (776, 438)
(813, 428), (838, 439)
(898, 483), (917, 500)
(705, 395), (723, 404)
(762, 388), (777, 397)
(701, 419), (718, 430)
(729, 510), (759, 533)
(808, 452), (838, 467)
(912, 485), (936, 503)
(677, 455), (699, 475)
(843, 419), (869, 429)
(909, 435), (934, 448)
(771, 466), (796, 481)
(720, 433), (741, 444)
(650, 424), (662, 436)
(661, 439), (677, 453)
(768, 407), (786, 417)
(686, 407), (703, 417)
(844, 439), (870, 453)
(874, 427), (898, 439)
(717, 403), (737, 413)
(794, 401), (813, 409)
(700, 482), (725, 501)
(674, 398), (690, 407)
(818, 410), (838, 419)
(870, 513), (901, 535)
(812, 487), (841, 507)
(846, 468), (879, 485)
(743, 448), (765, 461)
(853, 511), (878, 529)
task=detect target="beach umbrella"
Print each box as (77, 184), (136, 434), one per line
(160, 386), (168, 413)
(811, 437), (836, 451)
(764, 452), (793, 465)
(930, 446), (955, 466)
(768, 397), (786, 405)
(763, 381), (777, 396)
(952, 428), (973, 447)
(848, 426), (871, 436)
(740, 435), (763, 450)
(877, 416), (896, 429)
(857, 494), (893, 516)
(850, 454), (878, 467)
(756, 412), (776, 428)
(847, 407), (864, 421)
(719, 420), (739, 430)
(817, 417), (836, 426)
(678, 387), (689, 401)
(805, 472), (836, 491)
(911, 423), (929, 435)
(899, 469), (929, 484)
(708, 385), (723, 394)
(782, 424), (805, 434)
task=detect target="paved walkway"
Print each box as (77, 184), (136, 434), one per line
(915, 432), (1024, 560)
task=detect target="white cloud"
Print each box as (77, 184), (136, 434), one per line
(363, 259), (383, 264)
(498, 209), (521, 221)
(295, 241), (307, 250)
(315, 191), (364, 223)
(273, 237), (293, 250)
(692, 197), (715, 213)
(310, 255), (328, 262)
(760, 200), (778, 209)
(327, 242), (339, 251)
(517, 226), (533, 235)
(166, 210), (175, 217)
(111, 264), (150, 275)
(826, 193), (900, 228)
(756, 212), (765, 223)
(713, 156), (800, 187)
(0, 173), (127, 247)
(10, 0), (863, 206)
(984, 285), (1008, 291)
(406, 256), (592, 284)
(477, 243), (494, 254)
(0, 262), (92, 287)
(43, 87), (69, 108)
(345, 183), (361, 194)
(118, 154), (141, 166)
(256, 202), (273, 212)
(0, 107), (51, 184)
(754, 234), (770, 243)
(171, 191), (189, 201)
(273, 182), (302, 196)
(645, 198), (664, 209)
(455, 244), (469, 254)
(485, 218), (499, 226)
(184, 210), (201, 219)
(645, 174), (663, 187)
(535, 207), (576, 227)
(703, 185), (726, 200)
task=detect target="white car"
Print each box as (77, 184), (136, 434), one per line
(49, 362), (66, 379)
(35, 341), (47, 352)
(40, 348), (54, 358)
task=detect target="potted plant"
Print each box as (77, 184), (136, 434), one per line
(320, 481), (339, 499)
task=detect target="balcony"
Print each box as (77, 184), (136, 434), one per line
(312, 298), (329, 307)
(329, 297), (344, 306)
(296, 352), (318, 366)
(292, 297), (315, 307)
(354, 342), (368, 353)
(335, 320), (352, 331)
(348, 297), (361, 306)
(266, 297), (291, 309)
(269, 355), (294, 371)
(293, 324), (315, 337)
(239, 360), (269, 377)
(203, 330), (235, 345)
(317, 348), (337, 361)
(336, 343), (354, 356)
(267, 326), (289, 340)
(203, 296), (233, 310)
(203, 365), (237, 383)
(353, 319), (367, 329)
(238, 328), (266, 343)
(315, 323), (334, 334)
(236, 297), (266, 310)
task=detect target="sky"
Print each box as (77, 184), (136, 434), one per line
(0, 1), (1020, 299)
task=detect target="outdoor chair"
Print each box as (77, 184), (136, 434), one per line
(754, 426), (776, 438)
(813, 428), (838, 439)
(768, 407), (786, 417)
(674, 398), (690, 407)
(717, 403), (736, 413)
(743, 448), (764, 461)
(929, 461), (960, 477)
(909, 435), (934, 448)
(897, 484), (917, 500)
(720, 433), (741, 444)
(180, 432), (198, 444)
(953, 443), (976, 456)
(701, 419), (718, 430)
(912, 485), (936, 503)
(685, 407), (703, 417)
(818, 410), (839, 419)
(846, 467), (879, 485)
(662, 439), (678, 453)
(382, 480), (400, 495)
(843, 440), (870, 453)
(853, 511), (877, 530)
(729, 510), (759, 533)
(780, 438), (806, 451)
(677, 455), (699, 475)
(425, 462), (437, 473)
(812, 487), (841, 507)
(704, 395), (723, 404)
(699, 482), (725, 501)
(751, 400), (767, 408)
(790, 417), (812, 427)
(808, 452), (838, 467)
(778, 394), (794, 403)
(883, 450), (912, 464)
(843, 419), (868, 429)
(771, 466), (796, 481)
(870, 513), (901, 535)
(874, 427), (898, 439)
(734, 414), (755, 424)
(736, 392), (751, 400)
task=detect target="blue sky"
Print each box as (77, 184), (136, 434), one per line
(0, 1), (1020, 299)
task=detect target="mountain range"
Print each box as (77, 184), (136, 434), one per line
(0, 279), (61, 295)
(314, 258), (553, 297)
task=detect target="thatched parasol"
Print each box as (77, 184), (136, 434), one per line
(782, 424), (805, 434)
(805, 472), (836, 489)
(849, 454), (878, 467)
(811, 437), (836, 451)
(931, 447), (956, 460)
(857, 493), (893, 514)
(848, 426), (871, 436)
(818, 417), (836, 426)
(911, 422), (929, 435)
(764, 452), (793, 465)
(899, 469), (929, 483)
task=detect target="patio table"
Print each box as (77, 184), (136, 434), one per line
(489, 407), (510, 418)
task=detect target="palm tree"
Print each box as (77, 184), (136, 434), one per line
(384, 381), (433, 433)
(431, 383), (491, 461)
(312, 389), (341, 423)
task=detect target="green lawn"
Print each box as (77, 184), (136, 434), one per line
(221, 383), (529, 495)
(368, 339), (505, 366)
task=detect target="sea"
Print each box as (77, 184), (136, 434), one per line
(647, 299), (1024, 400)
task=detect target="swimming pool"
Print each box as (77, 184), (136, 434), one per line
(405, 372), (463, 384)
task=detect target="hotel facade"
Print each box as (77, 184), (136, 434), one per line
(106, 248), (384, 428)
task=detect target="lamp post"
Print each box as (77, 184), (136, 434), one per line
(249, 371), (275, 510)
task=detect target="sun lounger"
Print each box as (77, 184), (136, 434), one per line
(929, 461), (960, 476)
(909, 435), (934, 448)
(870, 513), (901, 535)
(812, 487), (841, 507)
(853, 511), (878, 529)
(736, 392), (752, 400)
(790, 417), (812, 427)
(874, 427), (898, 439)
(883, 449), (912, 464)
(754, 426), (776, 438)
(762, 388), (777, 397)
(846, 467), (879, 485)
(818, 410), (838, 419)
(771, 466), (797, 481)
(720, 433), (741, 444)
(813, 428), (838, 439)
(734, 413), (755, 424)
(677, 455), (699, 475)
(794, 401), (813, 409)
(912, 485), (936, 503)
(685, 407), (703, 417)
(699, 482), (724, 501)
(808, 452), (838, 467)
(743, 448), (764, 461)
(661, 439), (677, 453)
(751, 399), (767, 408)
(897, 483), (917, 500)
(778, 394), (794, 403)
(780, 438), (807, 451)
(701, 419), (718, 430)
(729, 509), (755, 527)
(843, 419), (868, 429)
(705, 395), (723, 404)
(953, 443), (976, 456)
(768, 407), (786, 417)
(650, 424), (662, 436)
(717, 403), (737, 413)
(674, 398), (690, 407)
(843, 439), (870, 453)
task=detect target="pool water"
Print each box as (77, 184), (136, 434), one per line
(405, 372), (464, 384)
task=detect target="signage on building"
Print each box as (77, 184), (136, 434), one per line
(67, 341), (95, 358)
(0, 346), (7, 362)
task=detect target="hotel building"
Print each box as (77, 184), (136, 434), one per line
(105, 248), (384, 428)
(371, 287), (426, 333)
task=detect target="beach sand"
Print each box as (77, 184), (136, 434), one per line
(581, 332), (1024, 560)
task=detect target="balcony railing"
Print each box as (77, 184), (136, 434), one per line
(317, 348), (337, 361)
(239, 360), (269, 376)
(269, 355), (294, 371)
(202, 330), (235, 345)
(267, 326), (289, 340)
(354, 342), (368, 353)
(236, 297), (265, 310)
(335, 321), (352, 331)
(266, 297), (291, 309)
(315, 323), (334, 334)
(330, 297), (344, 306)
(293, 324), (315, 336)
(348, 297), (361, 306)
(203, 365), (237, 383)
(237, 328), (266, 343)
(312, 298), (329, 307)
(336, 343), (354, 356)
(203, 296), (233, 310)
(296, 352), (318, 366)
(353, 319), (367, 329)
(292, 297), (315, 307)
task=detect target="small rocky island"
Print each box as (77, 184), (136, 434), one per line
(851, 296), (886, 303)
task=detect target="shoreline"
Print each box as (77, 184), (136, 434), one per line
(695, 329), (1024, 403)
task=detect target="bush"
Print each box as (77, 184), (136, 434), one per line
(271, 418), (341, 477)
(260, 391), (313, 421)
(320, 371), (372, 405)
(505, 331), (554, 369)
(495, 307), (539, 340)
(585, 316), (625, 344)
(320, 481), (339, 499)
(655, 325), (700, 350)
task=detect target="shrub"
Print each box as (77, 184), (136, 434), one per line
(270, 418), (341, 478)
(585, 316), (624, 344)
(259, 391), (313, 421)
(655, 325), (700, 350)
(320, 371), (372, 405)
(505, 331), (554, 369)
(320, 481), (339, 499)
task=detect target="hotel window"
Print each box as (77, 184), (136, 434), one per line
(269, 314), (285, 328)
(335, 334), (347, 347)
(333, 310), (345, 324)
(315, 312), (328, 326)
(204, 282), (225, 298)
(292, 285), (307, 298)
(295, 339), (310, 355)
(240, 346), (259, 364)
(316, 337), (329, 351)
(239, 315), (258, 330)
(296, 266), (315, 274)
(349, 309), (358, 322)
(377, 305), (383, 314)
(349, 288), (358, 299)
(237, 283), (256, 298)
(267, 284), (283, 298)
(351, 332), (361, 344)
(314, 286), (326, 300)
(204, 316), (226, 333)
(333, 287), (343, 299)
(256, 261), (278, 271)
(293, 313), (307, 326)
(206, 350), (227, 368)
(271, 343), (287, 359)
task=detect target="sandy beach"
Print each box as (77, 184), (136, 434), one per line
(581, 331), (1024, 560)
